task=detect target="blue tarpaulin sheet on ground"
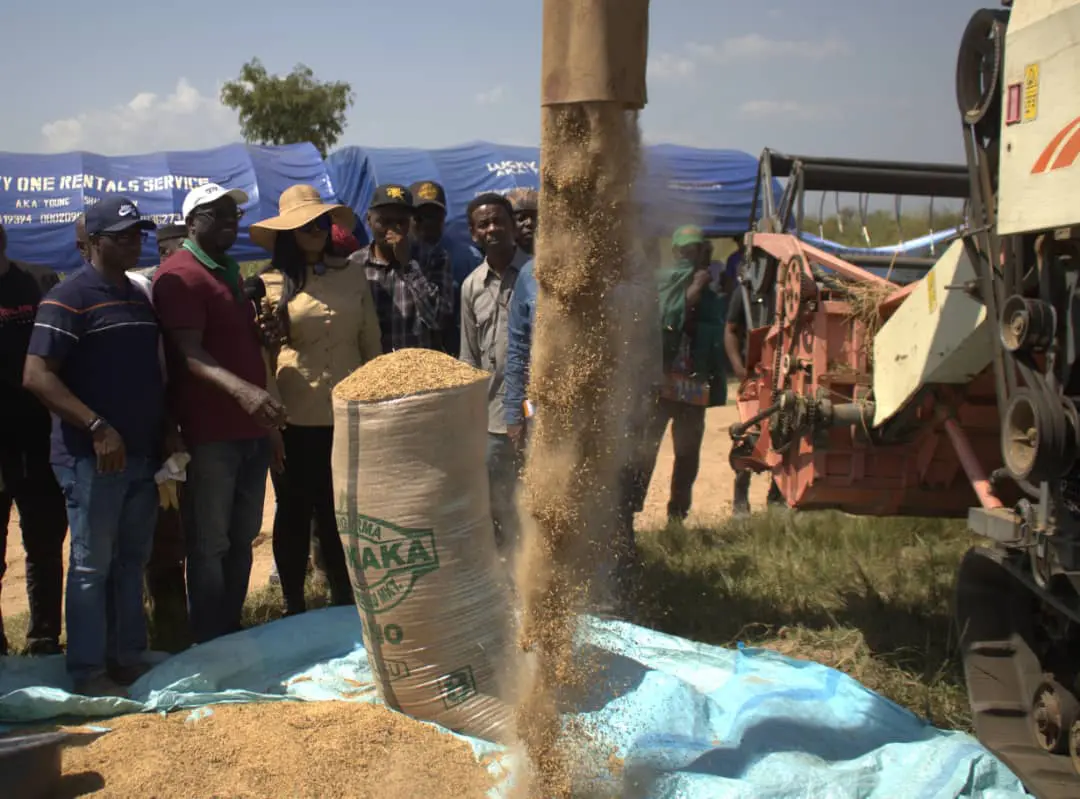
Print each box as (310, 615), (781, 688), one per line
(0, 143), (336, 274)
(326, 142), (779, 254)
(0, 607), (1025, 798)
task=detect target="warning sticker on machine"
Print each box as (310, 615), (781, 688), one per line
(926, 270), (937, 314)
(1023, 63), (1039, 122)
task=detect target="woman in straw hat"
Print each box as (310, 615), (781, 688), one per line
(250, 184), (381, 615)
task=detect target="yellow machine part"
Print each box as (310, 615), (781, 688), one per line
(871, 239), (995, 427)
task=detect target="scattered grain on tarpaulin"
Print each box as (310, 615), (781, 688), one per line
(60, 701), (494, 799)
(333, 348), (489, 402)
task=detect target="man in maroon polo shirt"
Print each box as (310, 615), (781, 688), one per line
(152, 183), (286, 643)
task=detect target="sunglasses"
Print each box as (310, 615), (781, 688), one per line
(195, 207), (244, 223)
(298, 215), (332, 234)
(96, 229), (148, 245)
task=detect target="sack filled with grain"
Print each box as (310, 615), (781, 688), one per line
(331, 348), (515, 742)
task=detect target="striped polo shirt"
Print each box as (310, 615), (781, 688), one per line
(28, 264), (165, 467)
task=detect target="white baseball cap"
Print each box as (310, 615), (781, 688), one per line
(182, 183), (249, 219)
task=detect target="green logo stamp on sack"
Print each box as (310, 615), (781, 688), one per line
(382, 659), (410, 682)
(338, 504), (440, 613)
(439, 666), (477, 709)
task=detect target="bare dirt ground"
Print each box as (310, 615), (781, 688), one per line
(2, 404), (769, 622)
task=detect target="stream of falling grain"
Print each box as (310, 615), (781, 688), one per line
(513, 102), (645, 799)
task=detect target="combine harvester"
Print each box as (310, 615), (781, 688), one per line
(732, 2), (1080, 797)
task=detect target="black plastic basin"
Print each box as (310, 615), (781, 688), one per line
(0, 731), (70, 799)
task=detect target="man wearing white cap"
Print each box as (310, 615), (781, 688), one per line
(152, 183), (287, 644)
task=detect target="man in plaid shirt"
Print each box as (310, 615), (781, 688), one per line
(408, 180), (457, 354)
(352, 184), (451, 353)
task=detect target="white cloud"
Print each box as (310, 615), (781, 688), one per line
(738, 99), (826, 120)
(474, 85), (506, 105)
(647, 53), (696, 81)
(688, 34), (847, 62)
(40, 78), (239, 155)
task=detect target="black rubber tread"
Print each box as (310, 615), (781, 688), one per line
(956, 546), (1080, 798)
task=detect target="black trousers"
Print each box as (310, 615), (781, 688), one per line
(270, 425), (352, 614)
(0, 445), (68, 651)
(641, 398), (708, 521)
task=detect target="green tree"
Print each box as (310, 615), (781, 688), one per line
(221, 58), (354, 157)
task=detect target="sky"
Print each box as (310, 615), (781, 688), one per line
(0, 0), (991, 164)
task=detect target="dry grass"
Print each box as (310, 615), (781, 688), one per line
(635, 509), (975, 731)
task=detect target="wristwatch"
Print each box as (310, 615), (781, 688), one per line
(87, 416), (108, 435)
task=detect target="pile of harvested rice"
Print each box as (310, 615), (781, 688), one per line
(333, 349), (489, 402)
(59, 702), (495, 798)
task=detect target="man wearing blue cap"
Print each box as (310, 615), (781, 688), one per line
(23, 195), (165, 697)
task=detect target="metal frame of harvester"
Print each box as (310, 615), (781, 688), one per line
(731, 3), (1080, 797)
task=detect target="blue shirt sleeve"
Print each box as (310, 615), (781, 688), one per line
(28, 284), (86, 364)
(504, 264), (535, 427)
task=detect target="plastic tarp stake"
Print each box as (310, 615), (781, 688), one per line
(0, 607), (1027, 798)
(0, 143), (335, 273)
(326, 142), (781, 255)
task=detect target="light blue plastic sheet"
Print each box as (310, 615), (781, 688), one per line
(0, 607), (1027, 798)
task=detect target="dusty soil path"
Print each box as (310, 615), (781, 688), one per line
(2, 404), (770, 622)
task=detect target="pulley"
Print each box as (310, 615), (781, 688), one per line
(1002, 389), (1079, 482)
(1000, 295), (1056, 353)
(956, 7), (1009, 129)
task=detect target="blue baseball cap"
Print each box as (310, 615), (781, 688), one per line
(85, 195), (156, 237)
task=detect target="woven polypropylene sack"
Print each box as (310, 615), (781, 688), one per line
(331, 377), (514, 741)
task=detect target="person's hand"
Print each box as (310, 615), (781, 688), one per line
(235, 384), (287, 428)
(257, 310), (287, 351)
(732, 362), (748, 381)
(507, 423), (527, 453)
(384, 229), (411, 266)
(690, 269), (711, 292)
(268, 427), (286, 474)
(92, 423), (126, 474)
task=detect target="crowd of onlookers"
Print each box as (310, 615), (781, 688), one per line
(0, 176), (772, 698)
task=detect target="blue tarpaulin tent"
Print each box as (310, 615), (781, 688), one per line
(326, 141), (776, 254)
(0, 143), (334, 274)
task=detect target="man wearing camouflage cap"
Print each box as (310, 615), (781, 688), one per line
(506, 188), (538, 256)
(355, 184), (451, 353)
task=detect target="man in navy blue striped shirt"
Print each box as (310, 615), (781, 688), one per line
(23, 195), (165, 698)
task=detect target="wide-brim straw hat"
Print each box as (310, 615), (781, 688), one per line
(250, 184), (356, 252)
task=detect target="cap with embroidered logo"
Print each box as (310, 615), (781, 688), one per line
(409, 180), (446, 210)
(84, 195), (156, 237)
(369, 183), (413, 210)
(181, 183), (249, 220)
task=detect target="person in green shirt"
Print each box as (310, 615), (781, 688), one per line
(641, 224), (730, 522)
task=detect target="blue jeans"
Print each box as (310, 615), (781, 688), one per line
(487, 433), (521, 556)
(53, 456), (158, 683)
(183, 437), (270, 643)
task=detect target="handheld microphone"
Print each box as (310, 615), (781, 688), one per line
(242, 275), (266, 316)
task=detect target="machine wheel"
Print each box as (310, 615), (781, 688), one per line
(956, 546), (1080, 798)
(1033, 680), (1080, 754)
(956, 8), (1008, 128)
